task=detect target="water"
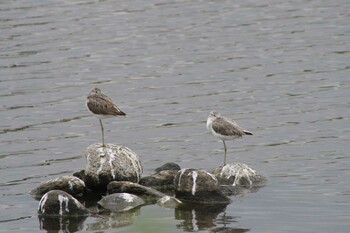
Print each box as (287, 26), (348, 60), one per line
(1, 0), (349, 232)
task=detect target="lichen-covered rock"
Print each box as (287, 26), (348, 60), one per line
(139, 162), (180, 189)
(107, 181), (166, 201)
(212, 163), (263, 187)
(174, 168), (231, 204)
(98, 193), (145, 212)
(30, 176), (85, 200)
(84, 143), (143, 191)
(38, 190), (88, 217)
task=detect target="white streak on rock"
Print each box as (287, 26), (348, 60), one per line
(122, 193), (134, 203)
(232, 170), (240, 186)
(38, 192), (49, 213)
(121, 147), (142, 182)
(108, 148), (116, 179)
(177, 168), (187, 188)
(191, 171), (198, 196)
(73, 198), (85, 209)
(68, 180), (74, 190)
(97, 157), (106, 176)
(205, 171), (218, 182)
(75, 177), (85, 187)
(97, 147), (105, 155)
(58, 195), (69, 215)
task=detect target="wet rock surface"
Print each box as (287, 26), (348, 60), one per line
(139, 162), (181, 189)
(98, 193), (145, 212)
(38, 190), (88, 217)
(174, 168), (231, 204)
(107, 181), (166, 201)
(84, 143), (143, 191)
(212, 163), (265, 187)
(157, 195), (183, 208)
(31, 176), (85, 200)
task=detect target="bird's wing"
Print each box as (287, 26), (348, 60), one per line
(87, 94), (125, 116)
(211, 117), (245, 137)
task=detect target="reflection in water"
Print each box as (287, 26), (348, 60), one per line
(86, 208), (141, 231)
(36, 183), (262, 232)
(175, 203), (249, 232)
(38, 215), (86, 233)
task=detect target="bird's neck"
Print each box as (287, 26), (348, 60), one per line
(206, 117), (214, 130)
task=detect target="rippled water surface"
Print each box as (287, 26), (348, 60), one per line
(1, 0), (350, 232)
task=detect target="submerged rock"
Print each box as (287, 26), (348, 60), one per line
(174, 168), (231, 204)
(31, 176), (85, 200)
(107, 181), (166, 201)
(84, 143), (143, 191)
(212, 163), (263, 187)
(98, 193), (145, 212)
(139, 162), (181, 189)
(157, 195), (182, 208)
(38, 190), (88, 217)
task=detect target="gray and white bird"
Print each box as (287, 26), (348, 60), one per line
(87, 88), (126, 147)
(207, 111), (253, 165)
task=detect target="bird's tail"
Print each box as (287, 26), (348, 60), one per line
(244, 130), (253, 135)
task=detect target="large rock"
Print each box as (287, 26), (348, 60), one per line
(212, 163), (262, 187)
(98, 193), (145, 212)
(84, 143), (143, 191)
(30, 176), (85, 200)
(174, 168), (231, 204)
(139, 162), (180, 189)
(38, 190), (88, 217)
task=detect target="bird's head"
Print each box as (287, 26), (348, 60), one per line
(209, 111), (220, 118)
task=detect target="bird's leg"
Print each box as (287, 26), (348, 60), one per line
(99, 119), (105, 147)
(223, 140), (227, 166)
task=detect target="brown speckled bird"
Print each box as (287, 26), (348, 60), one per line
(87, 88), (125, 147)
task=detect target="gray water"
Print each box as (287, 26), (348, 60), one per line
(1, 0), (350, 232)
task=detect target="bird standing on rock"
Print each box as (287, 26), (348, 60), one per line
(87, 87), (126, 147)
(207, 111), (253, 165)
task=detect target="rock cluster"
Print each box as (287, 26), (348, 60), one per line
(32, 143), (265, 224)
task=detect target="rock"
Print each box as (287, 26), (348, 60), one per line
(98, 193), (145, 212)
(84, 143), (143, 191)
(30, 176), (85, 200)
(139, 162), (181, 189)
(154, 162), (181, 173)
(73, 170), (85, 183)
(212, 163), (263, 187)
(107, 181), (166, 201)
(38, 190), (88, 217)
(157, 195), (182, 208)
(174, 168), (231, 204)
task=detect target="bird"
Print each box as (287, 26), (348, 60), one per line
(87, 87), (125, 147)
(207, 111), (252, 165)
